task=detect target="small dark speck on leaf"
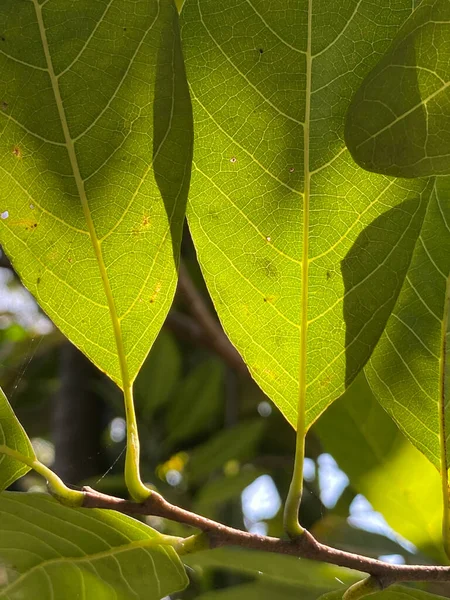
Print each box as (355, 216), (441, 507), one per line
(37, 277), (41, 284)
(289, 167), (295, 173)
(259, 48), (264, 54)
(0, 37), (5, 42)
(123, 27), (127, 31)
(1, 102), (7, 111)
(12, 146), (22, 158)
(230, 157), (237, 163)
(326, 270), (332, 280)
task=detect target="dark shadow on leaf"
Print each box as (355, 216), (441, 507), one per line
(153, 5), (193, 267)
(341, 196), (428, 387)
(344, 6), (439, 178)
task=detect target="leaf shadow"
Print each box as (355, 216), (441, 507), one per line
(341, 196), (427, 388)
(152, 6), (193, 269)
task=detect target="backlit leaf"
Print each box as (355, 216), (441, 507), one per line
(0, 0), (192, 387)
(316, 373), (445, 561)
(366, 177), (450, 549)
(181, 0), (431, 428)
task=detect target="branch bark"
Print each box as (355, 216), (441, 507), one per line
(82, 486), (450, 587)
(175, 263), (248, 374)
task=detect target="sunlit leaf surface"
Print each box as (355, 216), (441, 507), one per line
(0, 0), (192, 387)
(316, 373), (445, 561)
(181, 0), (431, 428)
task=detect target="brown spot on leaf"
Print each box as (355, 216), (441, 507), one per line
(12, 146), (22, 158)
(149, 282), (162, 304)
(1, 102), (8, 111)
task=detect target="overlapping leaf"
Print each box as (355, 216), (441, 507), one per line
(180, 0), (432, 428)
(0, 0), (192, 387)
(0, 386), (35, 491)
(346, 0), (450, 177)
(366, 177), (450, 544)
(0, 492), (188, 599)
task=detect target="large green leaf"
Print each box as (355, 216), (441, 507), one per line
(181, 0), (432, 428)
(165, 357), (224, 447)
(0, 492), (188, 599)
(365, 177), (450, 546)
(345, 0), (450, 178)
(0, 0), (192, 387)
(320, 587), (447, 600)
(186, 419), (265, 484)
(195, 582), (317, 600)
(316, 374), (445, 562)
(183, 548), (359, 596)
(0, 387), (35, 491)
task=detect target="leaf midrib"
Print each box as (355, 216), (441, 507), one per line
(299, 0), (312, 426)
(33, 0), (130, 390)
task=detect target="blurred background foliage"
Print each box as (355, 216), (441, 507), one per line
(1, 233), (449, 599)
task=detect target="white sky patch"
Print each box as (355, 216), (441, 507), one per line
(318, 453), (349, 508)
(0, 266), (52, 334)
(242, 474), (281, 523)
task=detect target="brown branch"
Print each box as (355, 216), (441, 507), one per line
(176, 263), (248, 374)
(82, 486), (450, 587)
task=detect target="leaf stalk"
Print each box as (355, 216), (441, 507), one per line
(0, 444), (83, 506)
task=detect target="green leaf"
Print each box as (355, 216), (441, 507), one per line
(135, 331), (182, 418)
(345, 0), (450, 177)
(0, 386), (35, 491)
(181, 0), (432, 428)
(0, 492), (188, 599)
(0, 0), (192, 388)
(165, 358), (224, 447)
(183, 548), (359, 595)
(192, 469), (264, 519)
(320, 586), (447, 600)
(195, 582), (314, 600)
(196, 581), (324, 600)
(365, 177), (450, 547)
(186, 419), (265, 484)
(315, 373), (445, 561)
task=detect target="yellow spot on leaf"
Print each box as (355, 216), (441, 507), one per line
(149, 282), (162, 304)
